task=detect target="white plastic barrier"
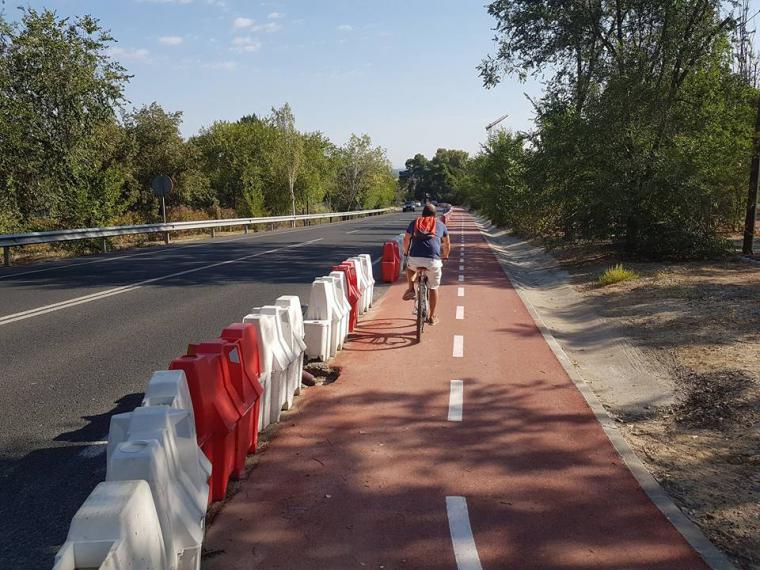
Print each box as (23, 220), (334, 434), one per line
(107, 406), (208, 570)
(328, 271), (352, 348)
(303, 319), (330, 361)
(358, 254), (375, 307)
(347, 258), (370, 314)
(139, 370), (212, 487)
(258, 305), (298, 411)
(243, 311), (289, 425)
(393, 233), (406, 271)
(275, 295), (307, 397)
(319, 276), (349, 350)
(306, 280), (340, 357)
(53, 480), (167, 570)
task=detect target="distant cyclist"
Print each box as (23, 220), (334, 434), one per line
(402, 203), (450, 325)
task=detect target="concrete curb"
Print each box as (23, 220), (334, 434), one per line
(475, 215), (737, 570)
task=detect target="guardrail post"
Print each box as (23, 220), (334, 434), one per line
(244, 225), (249, 234)
(270, 223), (275, 232)
(164, 231), (170, 245)
(210, 227), (216, 238)
(101, 238), (108, 253)
(3, 246), (9, 267)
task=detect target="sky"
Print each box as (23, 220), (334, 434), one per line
(6, 0), (543, 167)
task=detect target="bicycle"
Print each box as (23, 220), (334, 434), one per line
(412, 267), (430, 343)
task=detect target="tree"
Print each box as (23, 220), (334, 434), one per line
(271, 103), (304, 221)
(0, 8), (130, 228)
(333, 134), (394, 210)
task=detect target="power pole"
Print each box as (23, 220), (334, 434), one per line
(743, 95), (760, 255)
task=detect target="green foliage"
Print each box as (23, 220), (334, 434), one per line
(399, 149), (469, 202)
(598, 264), (640, 287)
(332, 134), (395, 211)
(466, 0), (756, 259)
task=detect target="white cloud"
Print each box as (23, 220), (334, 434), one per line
(204, 60), (238, 71)
(338, 24), (353, 31)
(257, 22), (282, 33)
(268, 11), (284, 19)
(231, 36), (262, 52)
(233, 17), (254, 29)
(108, 46), (151, 62)
(207, 0), (226, 6)
(159, 35), (183, 45)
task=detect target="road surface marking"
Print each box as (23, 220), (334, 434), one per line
(446, 497), (482, 570)
(0, 239), (323, 326)
(78, 441), (108, 458)
(459, 264), (464, 271)
(458, 287), (464, 297)
(448, 380), (464, 422)
(346, 229), (360, 234)
(453, 335), (464, 357)
(456, 306), (464, 320)
(458, 275), (464, 282)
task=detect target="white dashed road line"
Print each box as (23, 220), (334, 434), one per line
(446, 497), (483, 570)
(456, 306), (464, 320)
(0, 238), (324, 327)
(448, 380), (464, 422)
(453, 335), (464, 358)
(458, 275), (464, 282)
(459, 265), (464, 271)
(458, 287), (464, 297)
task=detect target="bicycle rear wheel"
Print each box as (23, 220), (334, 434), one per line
(416, 278), (429, 343)
(416, 280), (426, 343)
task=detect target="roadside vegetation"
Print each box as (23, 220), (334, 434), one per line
(399, 1), (760, 260)
(597, 264), (640, 287)
(0, 9), (397, 240)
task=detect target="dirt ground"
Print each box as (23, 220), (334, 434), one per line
(554, 246), (760, 569)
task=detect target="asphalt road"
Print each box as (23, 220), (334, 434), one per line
(0, 211), (415, 569)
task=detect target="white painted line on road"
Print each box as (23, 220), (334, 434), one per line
(459, 264), (464, 271)
(372, 258), (381, 266)
(446, 497), (482, 570)
(0, 238), (324, 326)
(78, 441), (108, 458)
(458, 274), (464, 282)
(448, 380), (464, 422)
(453, 335), (464, 358)
(458, 287), (464, 297)
(346, 229), (360, 234)
(456, 306), (464, 320)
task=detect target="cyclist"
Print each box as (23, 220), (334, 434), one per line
(402, 203), (450, 325)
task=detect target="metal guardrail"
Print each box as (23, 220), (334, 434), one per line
(1, 207), (395, 266)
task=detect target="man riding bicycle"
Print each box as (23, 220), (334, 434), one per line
(402, 203), (450, 325)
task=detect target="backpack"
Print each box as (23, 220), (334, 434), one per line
(413, 217), (438, 241)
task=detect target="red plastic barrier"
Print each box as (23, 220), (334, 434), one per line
(169, 352), (239, 502)
(332, 263), (359, 331)
(381, 242), (397, 283)
(189, 339), (253, 481)
(221, 323), (263, 453)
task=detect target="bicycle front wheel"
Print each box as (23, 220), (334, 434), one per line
(416, 281), (426, 343)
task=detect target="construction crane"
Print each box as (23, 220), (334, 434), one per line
(485, 113), (509, 131)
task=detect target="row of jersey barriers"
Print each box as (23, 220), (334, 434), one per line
(52, 255), (377, 570)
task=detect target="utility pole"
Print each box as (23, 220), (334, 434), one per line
(743, 95), (760, 255)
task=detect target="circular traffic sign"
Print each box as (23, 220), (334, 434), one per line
(151, 175), (173, 198)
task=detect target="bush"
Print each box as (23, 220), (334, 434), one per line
(598, 264), (640, 287)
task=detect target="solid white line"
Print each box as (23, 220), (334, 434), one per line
(456, 306), (464, 320)
(448, 380), (464, 422)
(346, 229), (360, 234)
(0, 238), (323, 326)
(457, 287), (464, 297)
(78, 441), (108, 458)
(458, 274), (464, 282)
(446, 497), (482, 570)
(453, 335), (464, 357)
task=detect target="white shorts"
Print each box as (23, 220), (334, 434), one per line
(407, 256), (443, 289)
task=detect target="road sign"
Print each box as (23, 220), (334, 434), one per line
(151, 175), (173, 198)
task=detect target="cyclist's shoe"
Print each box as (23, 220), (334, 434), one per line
(426, 316), (440, 326)
(402, 289), (416, 301)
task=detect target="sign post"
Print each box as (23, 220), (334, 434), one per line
(151, 175), (174, 244)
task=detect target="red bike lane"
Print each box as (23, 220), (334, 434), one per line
(203, 210), (710, 569)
